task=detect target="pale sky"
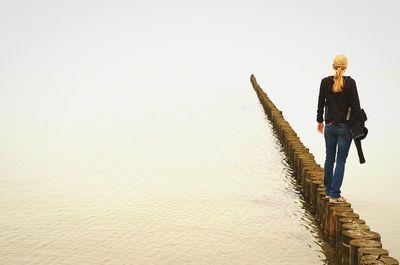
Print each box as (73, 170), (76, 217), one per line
(2, 0), (399, 171)
(1, 0), (399, 125)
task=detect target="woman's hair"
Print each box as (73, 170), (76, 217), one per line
(332, 54), (348, 93)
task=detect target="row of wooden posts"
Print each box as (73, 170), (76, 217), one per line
(250, 75), (398, 265)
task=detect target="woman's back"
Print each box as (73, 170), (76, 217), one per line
(317, 75), (360, 125)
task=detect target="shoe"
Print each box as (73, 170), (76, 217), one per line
(329, 196), (346, 203)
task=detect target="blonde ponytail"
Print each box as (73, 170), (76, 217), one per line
(332, 54), (348, 93)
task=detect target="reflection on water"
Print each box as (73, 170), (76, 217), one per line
(0, 86), (340, 264)
(280, 157), (342, 265)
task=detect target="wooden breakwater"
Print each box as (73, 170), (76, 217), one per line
(250, 75), (398, 265)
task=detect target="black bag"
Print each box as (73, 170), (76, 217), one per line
(352, 108), (368, 140)
(352, 108), (368, 164)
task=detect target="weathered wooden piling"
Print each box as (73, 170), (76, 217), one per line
(361, 255), (399, 265)
(338, 218), (366, 243)
(379, 257), (399, 265)
(358, 248), (389, 265)
(310, 179), (324, 208)
(342, 229), (381, 263)
(350, 239), (383, 265)
(327, 205), (353, 242)
(250, 75), (398, 264)
(337, 214), (363, 254)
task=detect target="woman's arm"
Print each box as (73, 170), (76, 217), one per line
(317, 79), (325, 133)
(317, 123), (324, 134)
(317, 79), (325, 123)
(350, 79), (362, 122)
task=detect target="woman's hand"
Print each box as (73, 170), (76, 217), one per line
(317, 123), (324, 134)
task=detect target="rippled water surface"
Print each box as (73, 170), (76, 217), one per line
(0, 85), (340, 264)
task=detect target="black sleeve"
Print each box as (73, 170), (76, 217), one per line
(350, 79), (362, 121)
(317, 79), (325, 123)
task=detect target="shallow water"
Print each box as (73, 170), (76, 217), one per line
(0, 85), (342, 264)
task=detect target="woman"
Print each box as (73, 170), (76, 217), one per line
(316, 54), (361, 203)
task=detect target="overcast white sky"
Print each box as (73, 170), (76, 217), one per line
(1, 1), (399, 121)
(2, 0), (399, 166)
(0, 0), (400, 163)
(2, 2), (400, 183)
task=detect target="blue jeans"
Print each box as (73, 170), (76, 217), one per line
(324, 123), (352, 198)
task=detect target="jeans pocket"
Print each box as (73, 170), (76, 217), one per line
(324, 124), (333, 137)
(337, 127), (352, 143)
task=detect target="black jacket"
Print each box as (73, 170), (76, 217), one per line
(316, 76), (362, 125)
(317, 76), (367, 163)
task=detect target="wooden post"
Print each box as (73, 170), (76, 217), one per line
(336, 215), (363, 254)
(320, 196), (330, 230)
(379, 257), (399, 265)
(360, 256), (399, 265)
(342, 231), (381, 264)
(305, 171), (323, 205)
(360, 256), (385, 265)
(350, 239), (383, 265)
(310, 180), (324, 208)
(316, 187), (326, 221)
(327, 205), (353, 242)
(358, 248), (389, 265)
(324, 202), (351, 238)
(338, 217), (364, 242)
(342, 223), (370, 232)
(302, 166), (320, 197)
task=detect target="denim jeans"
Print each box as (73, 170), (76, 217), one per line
(324, 123), (352, 198)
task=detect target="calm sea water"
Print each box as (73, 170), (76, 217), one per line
(0, 84), (342, 264)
